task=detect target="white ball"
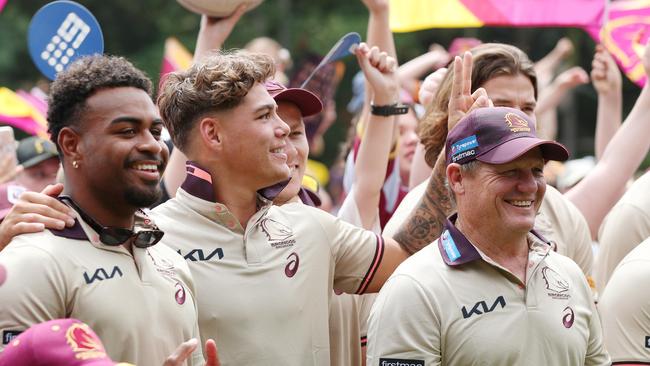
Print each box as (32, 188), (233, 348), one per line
(176, 0), (263, 17)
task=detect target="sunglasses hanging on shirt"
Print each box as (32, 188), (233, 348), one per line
(60, 196), (164, 248)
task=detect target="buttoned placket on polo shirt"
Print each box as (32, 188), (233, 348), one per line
(180, 161), (287, 265)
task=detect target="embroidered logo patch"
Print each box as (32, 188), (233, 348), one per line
(285, 252), (299, 278)
(562, 306), (575, 328)
(542, 266), (571, 300)
(260, 218), (296, 249)
(174, 281), (186, 305)
(65, 323), (107, 360)
(505, 112), (531, 133)
(147, 251), (177, 277)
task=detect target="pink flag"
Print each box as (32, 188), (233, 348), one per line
(390, 0), (604, 32)
(459, 0), (604, 27)
(0, 0), (6, 13)
(0, 87), (48, 138)
(586, 0), (650, 87)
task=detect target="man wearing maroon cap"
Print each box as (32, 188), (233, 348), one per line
(263, 79), (323, 208)
(366, 107), (610, 365)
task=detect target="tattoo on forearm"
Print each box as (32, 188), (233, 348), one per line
(394, 153), (456, 254)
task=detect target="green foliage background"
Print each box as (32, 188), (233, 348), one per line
(0, 0), (648, 168)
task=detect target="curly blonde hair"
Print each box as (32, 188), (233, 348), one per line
(418, 43), (537, 167)
(157, 50), (275, 151)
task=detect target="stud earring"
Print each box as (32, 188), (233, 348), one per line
(72, 160), (79, 169)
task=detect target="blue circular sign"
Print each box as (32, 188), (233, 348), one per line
(28, 1), (104, 80)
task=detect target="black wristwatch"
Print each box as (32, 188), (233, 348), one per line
(370, 103), (410, 116)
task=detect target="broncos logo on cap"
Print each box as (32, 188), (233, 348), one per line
(65, 323), (107, 360)
(504, 112), (531, 133)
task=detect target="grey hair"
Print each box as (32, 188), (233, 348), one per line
(448, 160), (483, 204)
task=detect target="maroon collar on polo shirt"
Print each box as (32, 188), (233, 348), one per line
(49, 196), (87, 240)
(298, 187), (321, 207)
(438, 213), (551, 266)
(50, 217), (88, 240)
(49, 198), (159, 242)
(181, 161), (290, 204)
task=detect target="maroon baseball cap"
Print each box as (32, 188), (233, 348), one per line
(445, 107), (569, 165)
(0, 319), (133, 366)
(265, 80), (323, 117)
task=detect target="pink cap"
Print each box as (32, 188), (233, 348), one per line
(265, 80), (323, 117)
(0, 319), (130, 366)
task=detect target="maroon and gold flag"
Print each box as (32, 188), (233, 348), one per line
(586, 0), (650, 87)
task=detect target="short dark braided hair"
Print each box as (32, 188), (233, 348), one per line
(47, 55), (152, 153)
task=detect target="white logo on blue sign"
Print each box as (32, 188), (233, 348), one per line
(28, 1), (104, 80)
(441, 230), (461, 262)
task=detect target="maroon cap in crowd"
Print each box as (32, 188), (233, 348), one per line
(265, 80), (323, 117)
(445, 107), (569, 166)
(0, 318), (133, 366)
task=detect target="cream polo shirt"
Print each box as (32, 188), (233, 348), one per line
(599, 237), (650, 365)
(150, 162), (384, 366)
(595, 171), (650, 294)
(367, 214), (609, 366)
(383, 179), (594, 278)
(0, 206), (203, 365)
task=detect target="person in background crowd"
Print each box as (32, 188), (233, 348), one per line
(0, 136), (59, 219)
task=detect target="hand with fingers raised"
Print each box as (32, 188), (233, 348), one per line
(447, 52), (492, 131)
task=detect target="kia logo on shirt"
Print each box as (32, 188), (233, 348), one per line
(177, 248), (224, 262)
(83, 266), (123, 284)
(461, 296), (506, 319)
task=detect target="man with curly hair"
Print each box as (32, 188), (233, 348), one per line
(0, 55), (206, 366)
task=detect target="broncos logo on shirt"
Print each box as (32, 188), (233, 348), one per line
(259, 218), (295, 249)
(542, 267), (570, 293)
